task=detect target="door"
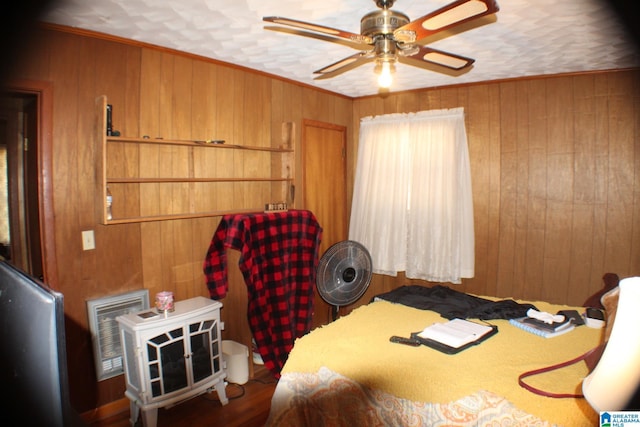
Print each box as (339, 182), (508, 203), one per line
(302, 119), (348, 327)
(0, 94), (42, 278)
(0, 81), (55, 285)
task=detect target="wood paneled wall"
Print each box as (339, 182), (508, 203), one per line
(6, 25), (352, 413)
(350, 71), (640, 311)
(5, 23), (639, 415)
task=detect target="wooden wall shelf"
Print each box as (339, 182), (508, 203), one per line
(106, 209), (267, 225)
(108, 135), (293, 153)
(107, 177), (292, 184)
(94, 95), (294, 224)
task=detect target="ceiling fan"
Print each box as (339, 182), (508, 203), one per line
(264, 0), (499, 89)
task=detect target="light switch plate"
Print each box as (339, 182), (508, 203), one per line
(82, 230), (95, 250)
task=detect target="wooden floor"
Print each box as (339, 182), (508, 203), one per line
(89, 365), (277, 427)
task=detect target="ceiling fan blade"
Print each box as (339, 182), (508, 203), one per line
(400, 45), (474, 70)
(393, 0), (499, 43)
(263, 16), (373, 46)
(313, 51), (375, 78)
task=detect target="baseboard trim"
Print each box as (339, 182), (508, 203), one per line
(80, 397), (130, 424)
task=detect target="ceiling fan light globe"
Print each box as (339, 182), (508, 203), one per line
(377, 61), (394, 88)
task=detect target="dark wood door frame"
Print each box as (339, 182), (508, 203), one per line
(3, 79), (58, 288)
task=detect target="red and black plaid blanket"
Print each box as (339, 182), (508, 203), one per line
(203, 209), (322, 377)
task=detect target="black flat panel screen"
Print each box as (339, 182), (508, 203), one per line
(0, 261), (74, 426)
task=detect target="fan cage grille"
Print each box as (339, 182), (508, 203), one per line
(317, 240), (372, 307)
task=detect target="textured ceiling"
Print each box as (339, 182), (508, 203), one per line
(41, 0), (639, 98)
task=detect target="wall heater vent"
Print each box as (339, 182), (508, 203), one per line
(87, 290), (149, 381)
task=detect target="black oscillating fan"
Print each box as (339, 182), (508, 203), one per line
(316, 240), (373, 321)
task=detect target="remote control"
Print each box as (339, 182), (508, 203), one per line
(389, 336), (421, 346)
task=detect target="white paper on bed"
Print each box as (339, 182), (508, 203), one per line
(417, 318), (494, 348)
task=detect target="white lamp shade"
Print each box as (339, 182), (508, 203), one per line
(582, 276), (640, 411)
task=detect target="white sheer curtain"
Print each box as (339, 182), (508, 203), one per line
(348, 108), (474, 284)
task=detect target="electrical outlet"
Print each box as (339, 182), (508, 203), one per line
(82, 230), (95, 251)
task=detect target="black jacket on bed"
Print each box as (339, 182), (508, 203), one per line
(373, 285), (537, 320)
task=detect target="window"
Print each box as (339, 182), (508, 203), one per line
(348, 108), (474, 284)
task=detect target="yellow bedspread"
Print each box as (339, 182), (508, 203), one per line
(280, 299), (603, 426)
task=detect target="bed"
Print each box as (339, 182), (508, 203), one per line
(265, 287), (603, 426)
